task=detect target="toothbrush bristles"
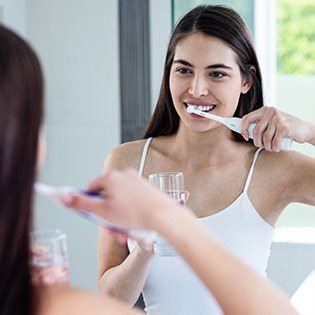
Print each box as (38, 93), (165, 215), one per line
(186, 105), (198, 113)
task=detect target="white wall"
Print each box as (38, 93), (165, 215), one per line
(0, 0), (25, 35)
(25, 0), (120, 290)
(268, 242), (315, 296)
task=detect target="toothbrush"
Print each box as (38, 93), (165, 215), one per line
(186, 105), (293, 151)
(34, 183), (157, 243)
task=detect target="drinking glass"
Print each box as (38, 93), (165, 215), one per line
(30, 229), (70, 285)
(148, 172), (185, 256)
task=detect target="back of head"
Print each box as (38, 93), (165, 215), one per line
(144, 5), (263, 140)
(0, 25), (43, 315)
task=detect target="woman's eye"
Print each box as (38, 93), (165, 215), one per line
(210, 72), (225, 79)
(176, 68), (191, 75)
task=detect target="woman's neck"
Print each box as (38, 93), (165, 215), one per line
(169, 122), (248, 170)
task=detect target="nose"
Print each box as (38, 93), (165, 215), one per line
(188, 76), (209, 98)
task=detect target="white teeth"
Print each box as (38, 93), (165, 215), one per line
(187, 103), (216, 112)
(186, 103), (216, 111)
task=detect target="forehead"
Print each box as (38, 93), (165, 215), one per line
(174, 32), (238, 67)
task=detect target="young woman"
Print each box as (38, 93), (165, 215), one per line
(0, 24), (141, 315)
(63, 169), (298, 315)
(97, 5), (315, 315)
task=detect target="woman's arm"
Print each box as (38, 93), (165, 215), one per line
(98, 228), (153, 305)
(97, 145), (154, 306)
(40, 286), (144, 315)
(285, 151), (315, 206)
(241, 106), (315, 206)
(62, 170), (298, 315)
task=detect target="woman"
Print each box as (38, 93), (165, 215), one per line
(63, 169), (298, 315)
(0, 24), (141, 315)
(98, 5), (315, 315)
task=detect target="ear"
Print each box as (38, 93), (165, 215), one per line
(241, 66), (256, 94)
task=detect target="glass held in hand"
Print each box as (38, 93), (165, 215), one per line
(148, 172), (186, 205)
(148, 172), (186, 256)
(30, 229), (70, 286)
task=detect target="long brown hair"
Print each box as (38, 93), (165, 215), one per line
(144, 5), (263, 141)
(0, 25), (44, 315)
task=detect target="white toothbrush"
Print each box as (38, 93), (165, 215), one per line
(34, 183), (157, 243)
(186, 105), (293, 151)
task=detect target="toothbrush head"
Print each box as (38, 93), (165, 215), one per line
(186, 105), (198, 113)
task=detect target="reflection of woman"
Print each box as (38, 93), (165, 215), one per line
(98, 5), (315, 315)
(64, 170), (298, 315)
(0, 25), (141, 315)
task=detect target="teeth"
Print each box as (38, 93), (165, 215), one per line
(187, 103), (216, 112)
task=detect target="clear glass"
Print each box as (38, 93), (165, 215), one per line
(149, 172), (185, 205)
(30, 229), (70, 284)
(149, 172), (185, 256)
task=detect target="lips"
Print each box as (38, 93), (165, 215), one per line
(184, 102), (217, 113)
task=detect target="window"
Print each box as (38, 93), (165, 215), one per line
(276, 0), (315, 226)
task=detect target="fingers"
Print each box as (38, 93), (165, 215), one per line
(241, 108), (264, 140)
(261, 121), (276, 151)
(241, 106), (290, 152)
(108, 230), (128, 245)
(184, 191), (190, 202)
(249, 108), (273, 148)
(60, 193), (109, 219)
(272, 127), (283, 153)
(31, 263), (70, 285)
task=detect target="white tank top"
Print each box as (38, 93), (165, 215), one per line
(130, 137), (274, 315)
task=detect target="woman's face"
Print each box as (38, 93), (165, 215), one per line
(169, 32), (252, 133)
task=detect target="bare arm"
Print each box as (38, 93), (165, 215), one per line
(285, 151), (315, 206)
(41, 286), (143, 315)
(98, 143), (154, 306)
(98, 228), (153, 305)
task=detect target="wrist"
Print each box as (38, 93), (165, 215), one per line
(149, 200), (196, 237)
(135, 244), (154, 259)
(146, 199), (179, 232)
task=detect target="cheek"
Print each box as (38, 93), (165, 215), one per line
(170, 76), (187, 100)
(215, 80), (243, 103)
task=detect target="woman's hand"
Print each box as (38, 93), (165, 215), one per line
(61, 170), (185, 231)
(30, 244), (70, 286)
(241, 106), (314, 152)
(108, 229), (154, 254)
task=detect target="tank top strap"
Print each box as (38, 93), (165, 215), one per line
(138, 137), (153, 177)
(243, 147), (263, 194)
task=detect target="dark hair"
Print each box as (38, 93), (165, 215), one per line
(0, 25), (43, 315)
(144, 5), (263, 141)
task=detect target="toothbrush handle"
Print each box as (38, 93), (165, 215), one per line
(248, 124), (293, 151)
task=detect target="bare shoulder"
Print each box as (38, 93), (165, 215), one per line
(104, 139), (150, 172)
(257, 149), (314, 179)
(39, 286), (142, 315)
(254, 149), (315, 205)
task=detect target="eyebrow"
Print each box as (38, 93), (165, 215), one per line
(173, 59), (233, 70)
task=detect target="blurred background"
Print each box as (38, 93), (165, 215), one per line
(0, 0), (314, 298)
